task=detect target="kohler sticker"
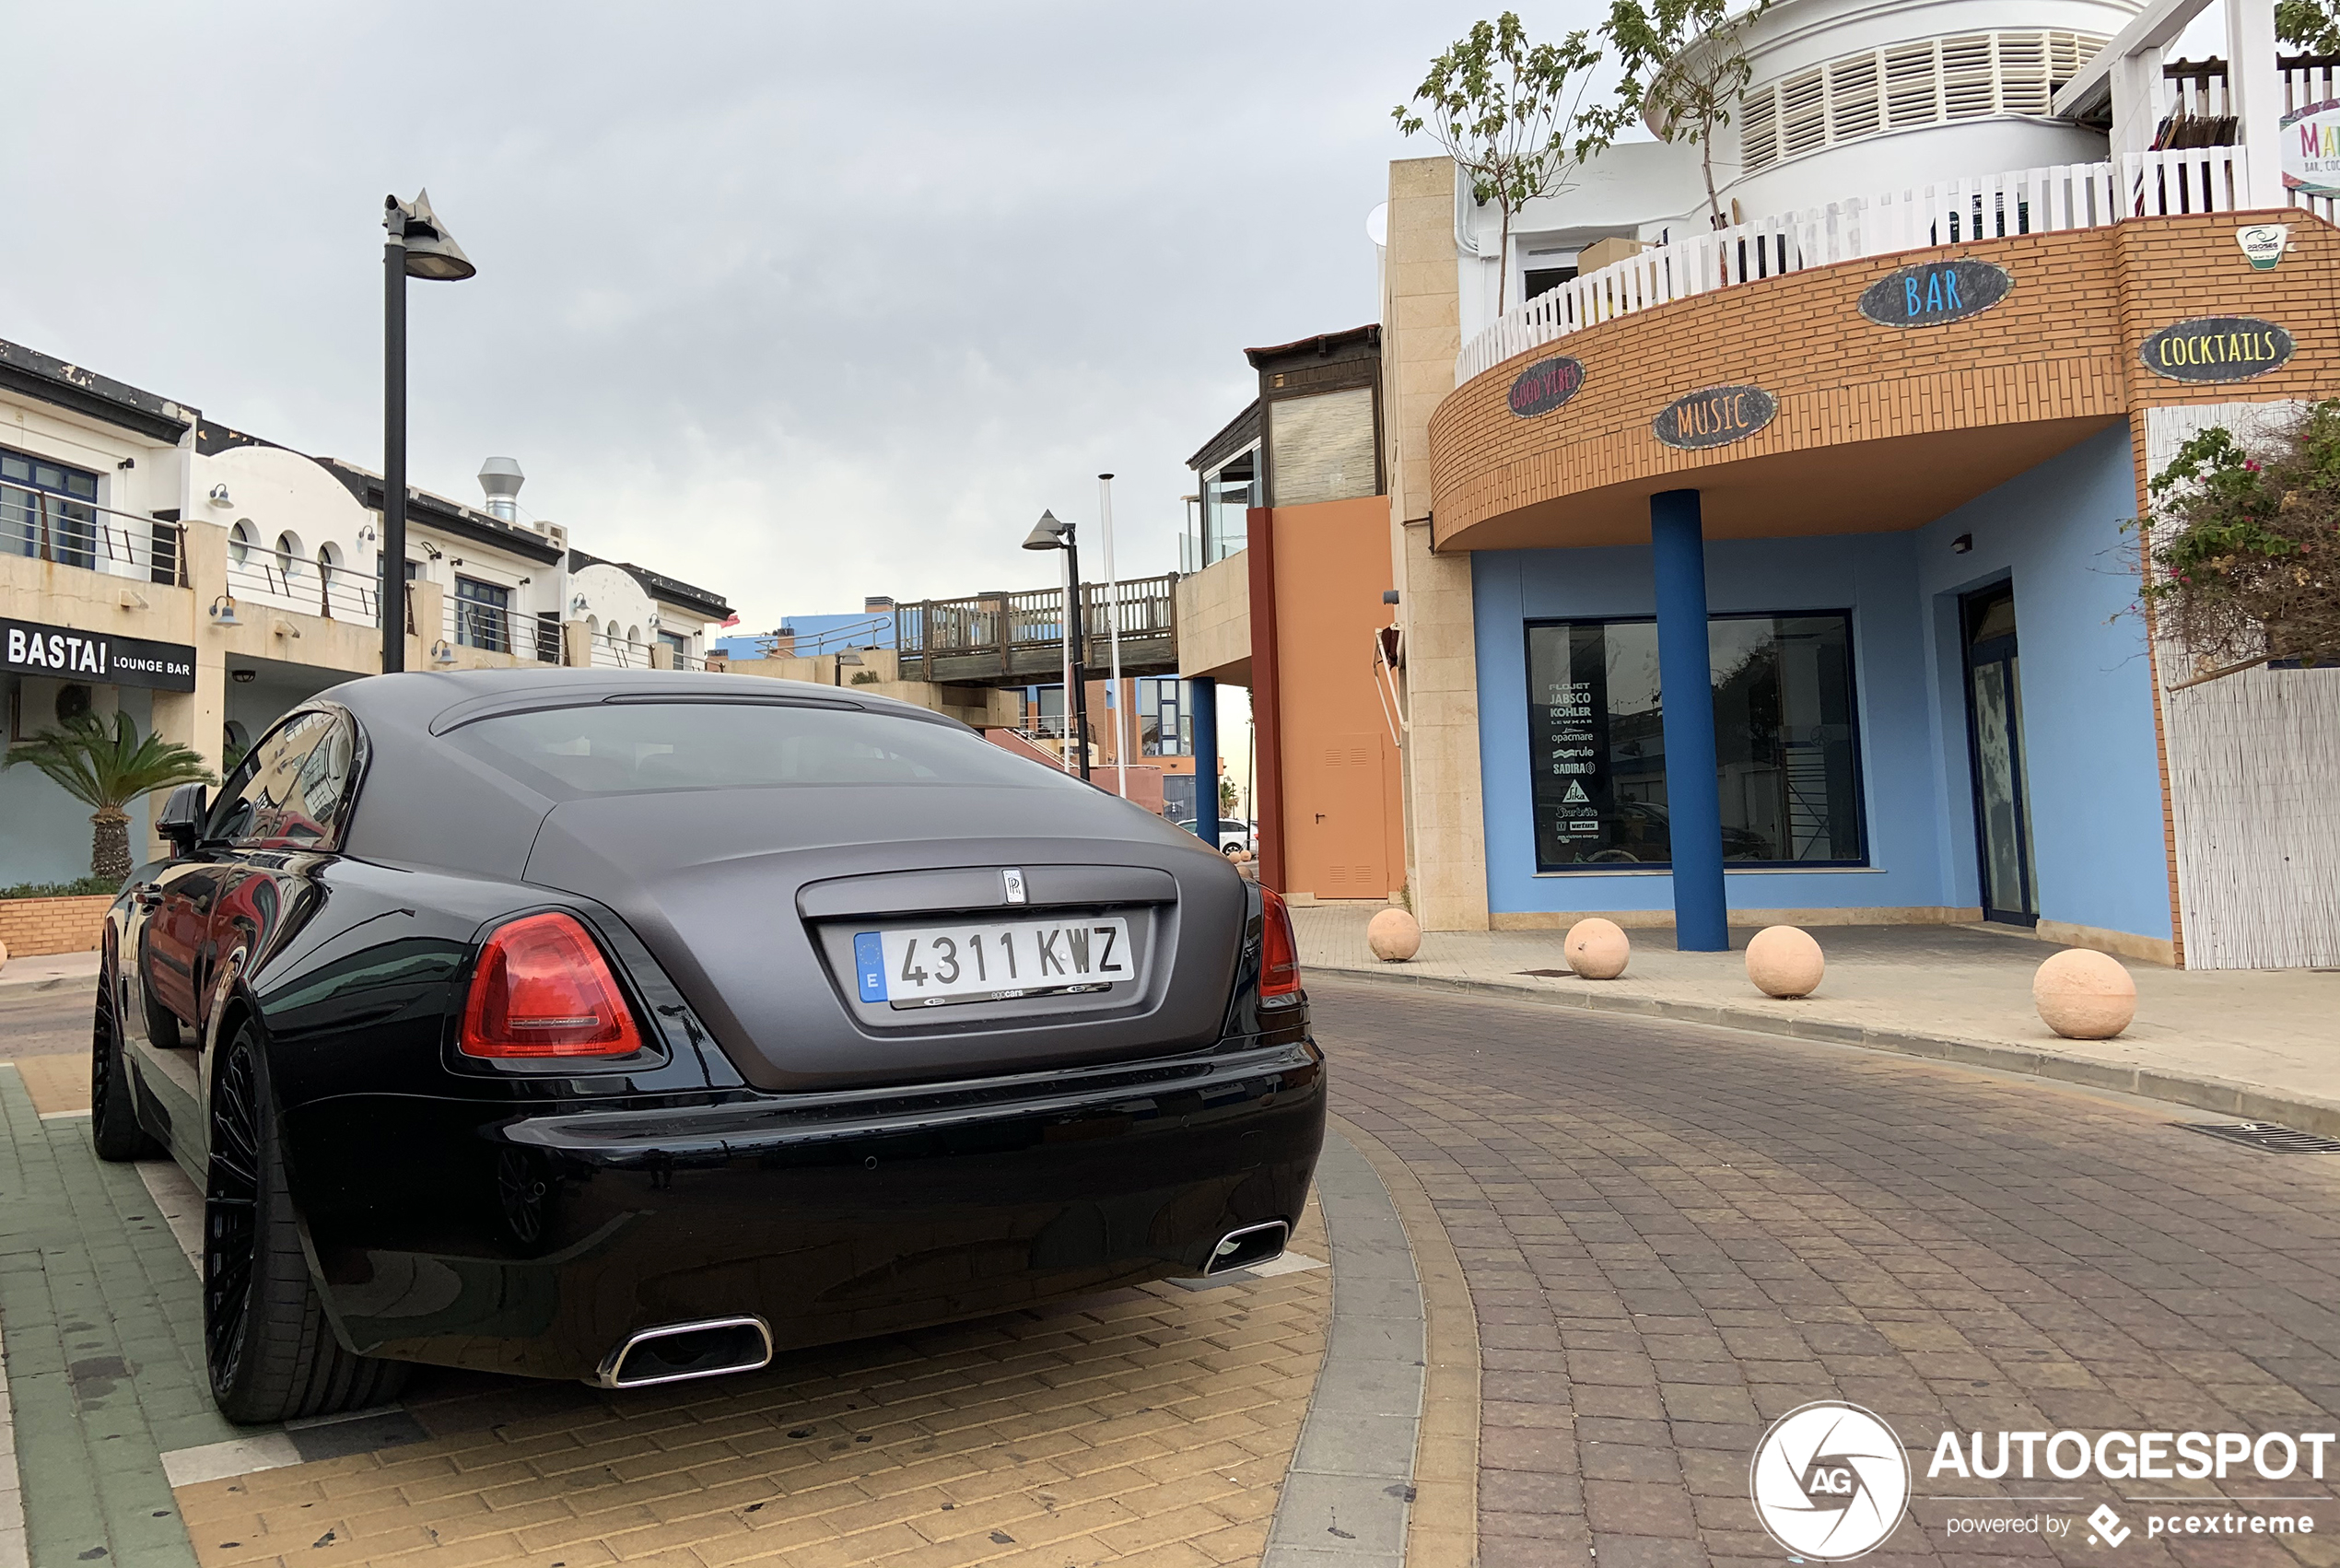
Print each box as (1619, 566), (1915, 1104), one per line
(1653, 384), (1776, 450)
(2, 617), (197, 691)
(1507, 356), (1585, 417)
(1858, 258), (2013, 327)
(2140, 317), (2295, 382)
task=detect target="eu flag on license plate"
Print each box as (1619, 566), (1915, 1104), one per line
(853, 932), (886, 1002)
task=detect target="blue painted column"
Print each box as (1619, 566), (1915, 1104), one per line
(1650, 489), (1728, 952)
(1189, 675), (1220, 848)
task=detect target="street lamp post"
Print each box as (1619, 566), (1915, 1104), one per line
(381, 190), (475, 675)
(1023, 509), (1091, 782)
(1097, 474), (1128, 800)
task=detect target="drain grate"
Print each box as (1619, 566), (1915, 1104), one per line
(2180, 1120), (2340, 1154)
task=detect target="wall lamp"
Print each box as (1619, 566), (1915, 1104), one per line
(208, 595), (240, 627)
(1952, 533), (1974, 555)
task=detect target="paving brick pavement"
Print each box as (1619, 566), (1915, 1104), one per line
(0, 1062), (240, 1567)
(1310, 975), (2340, 1568)
(165, 1195), (1331, 1568)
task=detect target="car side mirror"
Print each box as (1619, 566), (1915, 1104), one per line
(158, 782), (208, 858)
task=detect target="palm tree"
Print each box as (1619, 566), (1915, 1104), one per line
(4, 712), (215, 883)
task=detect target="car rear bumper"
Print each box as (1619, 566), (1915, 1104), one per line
(285, 1038), (1325, 1381)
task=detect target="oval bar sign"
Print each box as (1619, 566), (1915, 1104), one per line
(1858, 258), (2013, 327)
(2141, 316), (2295, 382)
(1654, 384), (1776, 450)
(1508, 356), (1585, 417)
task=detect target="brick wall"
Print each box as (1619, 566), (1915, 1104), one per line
(1428, 211), (2340, 550)
(0, 895), (110, 958)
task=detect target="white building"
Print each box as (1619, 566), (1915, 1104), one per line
(2, 334), (733, 887)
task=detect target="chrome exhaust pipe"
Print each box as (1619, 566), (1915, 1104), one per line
(594, 1316), (774, 1389)
(1204, 1220), (1290, 1275)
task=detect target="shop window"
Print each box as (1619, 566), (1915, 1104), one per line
(4, 448), (101, 569)
(1525, 614), (1865, 872)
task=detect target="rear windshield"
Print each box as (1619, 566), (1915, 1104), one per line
(450, 701), (1084, 798)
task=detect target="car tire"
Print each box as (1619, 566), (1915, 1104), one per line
(91, 973), (163, 1163)
(204, 1021), (408, 1424)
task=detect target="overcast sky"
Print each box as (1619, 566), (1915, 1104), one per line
(2, 2), (1608, 631)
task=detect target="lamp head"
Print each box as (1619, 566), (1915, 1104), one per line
(386, 190), (476, 282)
(838, 649), (865, 666)
(1022, 509), (1071, 551)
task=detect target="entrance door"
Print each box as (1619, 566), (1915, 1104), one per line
(1960, 583), (2038, 926)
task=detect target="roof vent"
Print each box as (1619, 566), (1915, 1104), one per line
(478, 456), (525, 523)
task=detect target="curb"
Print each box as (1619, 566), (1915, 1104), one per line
(1309, 963), (2340, 1141)
(1261, 1129), (1424, 1568)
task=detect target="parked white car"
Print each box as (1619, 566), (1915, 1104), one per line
(1177, 819), (1255, 855)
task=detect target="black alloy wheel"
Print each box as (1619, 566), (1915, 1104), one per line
(204, 1022), (407, 1423)
(91, 966), (163, 1162)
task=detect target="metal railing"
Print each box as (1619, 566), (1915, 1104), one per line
(589, 630), (659, 669)
(1457, 146), (2256, 382)
(442, 596), (558, 661)
(4, 486), (188, 584)
(226, 554), (380, 622)
(760, 614), (892, 657)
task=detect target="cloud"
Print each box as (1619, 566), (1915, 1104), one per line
(1, 0), (1603, 627)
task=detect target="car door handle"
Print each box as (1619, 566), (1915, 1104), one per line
(135, 889), (166, 908)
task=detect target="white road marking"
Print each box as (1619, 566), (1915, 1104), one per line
(135, 1159), (205, 1271)
(158, 1435), (301, 1489)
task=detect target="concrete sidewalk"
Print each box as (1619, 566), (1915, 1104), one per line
(1293, 905), (2340, 1138)
(0, 953), (98, 991)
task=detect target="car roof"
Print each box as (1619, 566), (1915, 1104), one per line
(315, 669), (979, 881)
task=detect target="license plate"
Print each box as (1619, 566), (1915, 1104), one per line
(853, 917), (1136, 1008)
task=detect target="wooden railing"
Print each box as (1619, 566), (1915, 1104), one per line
(895, 573), (1180, 685)
(1457, 146), (2257, 383)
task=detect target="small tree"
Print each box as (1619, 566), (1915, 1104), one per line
(1395, 13), (1618, 312)
(2277, 0), (2340, 53)
(4, 712), (214, 883)
(1602, 0), (1773, 231)
(2135, 400), (2340, 686)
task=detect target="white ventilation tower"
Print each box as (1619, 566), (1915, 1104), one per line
(478, 457), (525, 522)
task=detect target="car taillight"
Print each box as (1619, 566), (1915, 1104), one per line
(1259, 885), (1302, 998)
(460, 912), (645, 1059)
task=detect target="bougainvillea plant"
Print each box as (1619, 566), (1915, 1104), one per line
(2135, 400), (2340, 686)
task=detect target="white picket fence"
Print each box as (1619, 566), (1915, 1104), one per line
(1456, 146), (2254, 383)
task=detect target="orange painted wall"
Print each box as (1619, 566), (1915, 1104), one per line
(1268, 495), (1404, 899)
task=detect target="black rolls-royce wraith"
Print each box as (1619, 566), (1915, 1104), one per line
(97, 670), (1322, 1423)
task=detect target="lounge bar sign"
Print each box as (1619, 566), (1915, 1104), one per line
(2, 616), (197, 691)
(2140, 317), (2295, 382)
(1857, 258), (2013, 327)
(1654, 384), (1776, 450)
(1508, 355), (1585, 417)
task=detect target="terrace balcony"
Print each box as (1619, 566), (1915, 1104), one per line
(1456, 144), (2265, 385)
(894, 573), (1181, 688)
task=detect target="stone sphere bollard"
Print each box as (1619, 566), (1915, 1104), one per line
(1367, 908), (1422, 963)
(1745, 925), (1825, 999)
(1563, 918), (1631, 979)
(2033, 948), (2136, 1039)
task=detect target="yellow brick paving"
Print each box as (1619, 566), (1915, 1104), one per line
(171, 1199), (1329, 1568)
